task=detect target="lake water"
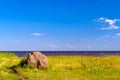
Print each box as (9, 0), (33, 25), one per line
(3, 51), (120, 57)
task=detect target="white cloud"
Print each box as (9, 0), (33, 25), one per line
(66, 43), (74, 48)
(49, 43), (75, 49)
(95, 17), (120, 30)
(101, 25), (119, 30)
(32, 33), (44, 36)
(49, 44), (57, 48)
(102, 33), (120, 38)
(116, 33), (120, 36)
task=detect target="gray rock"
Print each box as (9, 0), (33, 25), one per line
(27, 51), (48, 68)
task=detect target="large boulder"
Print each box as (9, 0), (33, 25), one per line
(27, 51), (48, 68)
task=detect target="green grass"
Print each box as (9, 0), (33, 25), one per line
(0, 52), (120, 80)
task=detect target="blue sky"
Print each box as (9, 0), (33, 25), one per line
(0, 0), (120, 51)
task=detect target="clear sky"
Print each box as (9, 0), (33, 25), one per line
(0, 0), (120, 51)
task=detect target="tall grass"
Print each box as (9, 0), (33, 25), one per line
(0, 52), (120, 80)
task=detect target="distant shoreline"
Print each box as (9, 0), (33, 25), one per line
(2, 51), (120, 57)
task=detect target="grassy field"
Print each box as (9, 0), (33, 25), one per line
(0, 52), (120, 80)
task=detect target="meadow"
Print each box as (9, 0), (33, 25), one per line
(0, 52), (120, 80)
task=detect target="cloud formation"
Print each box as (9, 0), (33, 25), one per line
(32, 33), (44, 36)
(49, 44), (57, 48)
(95, 17), (120, 30)
(66, 43), (74, 48)
(102, 33), (120, 39)
(115, 33), (120, 36)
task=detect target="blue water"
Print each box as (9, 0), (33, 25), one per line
(3, 51), (120, 57)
